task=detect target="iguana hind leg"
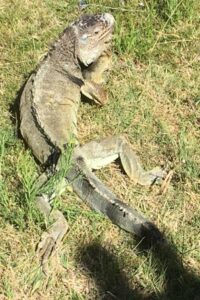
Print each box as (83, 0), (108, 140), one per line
(75, 135), (166, 186)
(36, 193), (69, 271)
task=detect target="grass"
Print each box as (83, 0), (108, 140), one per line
(0, 0), (200, 299)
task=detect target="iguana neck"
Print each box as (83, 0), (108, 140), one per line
(49, 26), (81, 77)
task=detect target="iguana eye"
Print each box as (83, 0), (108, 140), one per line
(94, 30), (99, 34)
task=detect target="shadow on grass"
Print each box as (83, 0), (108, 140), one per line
(78, 242), (140, 300)
(9, 76), (29, 139)
(77, 234), (200, 300)
(136, 236), (200, 300)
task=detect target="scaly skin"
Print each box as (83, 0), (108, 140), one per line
(19, 13), (166, 268)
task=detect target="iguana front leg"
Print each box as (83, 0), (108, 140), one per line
(80, 51), (112, 105)
(83, 50), (112, 84)
(75, 135), (166, 185)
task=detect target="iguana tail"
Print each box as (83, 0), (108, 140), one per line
(66, 157), (163, 243)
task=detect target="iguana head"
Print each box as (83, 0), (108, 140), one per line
(72, 13), (115, 66)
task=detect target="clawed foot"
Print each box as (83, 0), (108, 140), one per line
(37, 210), (69, 273)
(140, 167), (167, 186)
(148, 167), (167, 185)
(81, 80), (108, 105)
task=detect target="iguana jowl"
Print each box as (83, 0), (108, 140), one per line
(20, 13), (166, 264)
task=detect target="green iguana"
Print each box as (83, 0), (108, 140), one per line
(19, 13), (166, 267)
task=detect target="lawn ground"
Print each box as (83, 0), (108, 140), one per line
(0, 0), (200, 299)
